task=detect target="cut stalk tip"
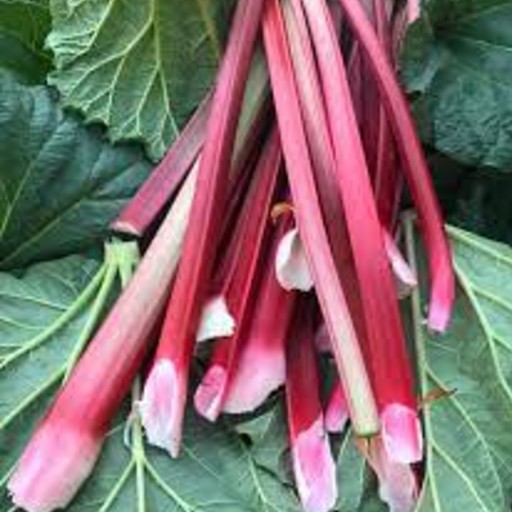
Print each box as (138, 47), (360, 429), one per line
(140, 359), (185, 458)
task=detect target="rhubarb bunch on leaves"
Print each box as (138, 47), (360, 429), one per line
(9, 0), (454, 511)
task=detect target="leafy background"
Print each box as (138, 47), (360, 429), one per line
(2, 0), (512, 511)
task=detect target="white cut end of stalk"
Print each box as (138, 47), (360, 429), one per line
(325, 384), (349, 434)
(8, 422), (101, 512)
(140, 359), (185, 458)
(196, 296), (236, 343)
(427, 300), (451, 333)
(381, 403), (423, 464)
(223, 343), (285, 414)
(314, 323), (332, 354)
(384, 232), (417, 299)
(275, 228), (314, 292)
(292, 416), (338, 512)
(367, 439), (418, 512)
(194, 365), (228, 422)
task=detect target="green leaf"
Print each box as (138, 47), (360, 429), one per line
(407, 223), (512, 512)
(336, 432), (367, 512)
(0, 0), (51, 83)
(233, 399), (291, 484)
(47, 0), (234, 160)
(401, 0), (512, 169)
(0, 73), (150, 270)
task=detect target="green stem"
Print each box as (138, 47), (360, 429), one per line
(63, 260), (119, 381)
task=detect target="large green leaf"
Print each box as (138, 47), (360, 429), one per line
(47, 0), (234, 160)
(0, 73), (150, 270)
(0, 252), (301, 512)
(0, 0), (51, 83)
(407, 223), (512, 512)
(401, 0), (512, 169)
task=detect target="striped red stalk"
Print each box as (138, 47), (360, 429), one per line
(140, 0), (266, 457)
(285, 297), (337, 512)
(263, 0), (379, 436)
(336, 0), (454, 331)
(299, 0), (421, 464)
(222, 217), (296, 414)
(194, 128), (282, 420)
(8, 175), (196, 512)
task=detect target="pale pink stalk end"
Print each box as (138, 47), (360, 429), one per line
(314, 323), (332, 354)
(196, 295), (236, 343)
(381, 403), (423, 464)
(8, 422), (101, 512)
(193, 365), (228, 422)
(140, 359), (186, 458)
(427, 275), (454, 332)
(223, 343), (285, 414)
(366, 439), (418, 512)
(292, 416), (337, 512)
(275, 228), (313, 292)
(384, 231), (417, 298)
(325, 382), (349, 433)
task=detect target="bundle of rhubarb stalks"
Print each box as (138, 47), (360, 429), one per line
(8, 0), (455, 511)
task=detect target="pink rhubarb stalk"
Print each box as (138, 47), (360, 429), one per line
(299, 0), (422, 463)
(363, 438), (418, 512)
(286, 298), (337, 512)
(8, 173), (196, 512)
(140, 0), (266, 457)
(282, 0), (370, 363)
(194, 128), (281, 420)
(263, 0), (379, 436)
(335, 0), (454, 331)
(222, 220), (296, 414)
(384, 229), (417, 297)
(325, 380), (349, 434)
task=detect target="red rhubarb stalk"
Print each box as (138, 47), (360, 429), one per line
(112, 96), (210, 236)
(113, 52), (269, 237)
(194, 128), (281, 420)
(286, 298), (337, 512)
(222, 219), (296, 414)
(140, 0), (266, 457)
(363, 438), (418, 512)
(8, 174), (196, 512)
(384, 229), (417, 297)
(263, 0), (379, 436)
(299, 0), (422, 463)
(325, 380), (349, 434)
(282, 0), (370, 360)
(335, 0), (454, 331)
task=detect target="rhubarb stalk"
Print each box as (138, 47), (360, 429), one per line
(222, 219), (296, 414)
(140, 0), (266, 457)
(112, 96), (210, 236)
(335, 0), (454, 331)
(299, 0), (421, 463)
(194, 128), (281, 420)
(263, 0), (379, 436)
(113, 51), (269, 238)
(325, 380), (349, 434)
(8, 173), (196, 512)
(286, 297), (337, 512)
